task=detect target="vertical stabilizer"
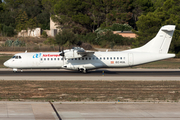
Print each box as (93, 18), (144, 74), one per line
(127, 25), (176, 54)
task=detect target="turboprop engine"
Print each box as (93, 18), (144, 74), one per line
(64, 48), (84, 59)
(60, 47), (94, 59)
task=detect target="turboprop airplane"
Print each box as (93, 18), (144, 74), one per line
(4, 25), (176, 73)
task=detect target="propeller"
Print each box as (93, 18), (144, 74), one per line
(59, 47), (65, 67)
(60, 47), (65, 56)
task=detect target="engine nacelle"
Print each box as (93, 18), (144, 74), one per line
(64, 50), (82, 59)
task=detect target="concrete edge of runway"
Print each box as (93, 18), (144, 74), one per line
(0, 76), (180, 81)
(1, 68), (180, 81)
(0, 101), (179, 104)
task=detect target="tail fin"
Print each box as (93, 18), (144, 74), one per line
(130, 25), (176, 54)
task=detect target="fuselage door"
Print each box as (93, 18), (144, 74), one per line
(128, 53), (134, 66)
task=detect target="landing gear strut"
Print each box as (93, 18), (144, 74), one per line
(78, 68), (88, 73)
(83, 69), (88, 73)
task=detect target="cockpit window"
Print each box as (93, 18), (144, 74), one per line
(12, 56), (22, 59)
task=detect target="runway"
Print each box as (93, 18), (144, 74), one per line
(0, 69), (180, 120)
(1, 102), (180, 120)
(0, 68), (180, 80)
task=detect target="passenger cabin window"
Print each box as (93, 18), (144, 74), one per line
(107, 57), (109, 60)
(117, 57), (119, 60)
(54, 58), (56, 60)
(110, 57), (112, 60)
(47, 58), (49, 60)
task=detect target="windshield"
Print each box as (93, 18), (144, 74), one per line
(12, 55), (22, 59)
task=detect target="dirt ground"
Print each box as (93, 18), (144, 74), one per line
(0, 80), (179, 102)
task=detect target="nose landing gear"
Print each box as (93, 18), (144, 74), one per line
(12, 69), (23, 73)
(13, 68), (18, 73)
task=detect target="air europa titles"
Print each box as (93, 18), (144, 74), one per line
(43, 54), (60, 57)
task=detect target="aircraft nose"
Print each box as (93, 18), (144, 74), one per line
(3, 61), (9, 67)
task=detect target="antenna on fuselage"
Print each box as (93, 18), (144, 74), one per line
(25, 50), (27, 53)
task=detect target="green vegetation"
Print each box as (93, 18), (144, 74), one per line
(4, 39), (25, 47)
(0, 0), (180, 56)
(133, 0), (180, 57)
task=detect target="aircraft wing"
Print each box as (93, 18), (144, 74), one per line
(77, 51), (94, 57)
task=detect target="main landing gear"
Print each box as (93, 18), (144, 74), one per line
(78, 68), (88, 73)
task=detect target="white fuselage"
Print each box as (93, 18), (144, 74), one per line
(3, 25), (176, 72)
(4, 51), (175, 71)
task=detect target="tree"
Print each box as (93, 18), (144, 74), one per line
(42, 0), (57, 15)
(26, 18), (37, 36)
(55, 29), (77, 50)
(16, 10), (28, 32)
(36, 11), (50, 30)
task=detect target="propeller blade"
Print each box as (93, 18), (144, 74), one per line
(60, 46), (65, 56)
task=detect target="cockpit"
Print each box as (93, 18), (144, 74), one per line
(12, 55), (22, 59)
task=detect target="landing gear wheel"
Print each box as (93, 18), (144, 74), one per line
(83, 69), (88, 74)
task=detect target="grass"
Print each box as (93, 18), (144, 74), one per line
(132, 58), (180, 69)
(0, 54), (13, 68)
(0, 80), (179, 102)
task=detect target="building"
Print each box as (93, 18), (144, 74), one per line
(113, 31), (136, 38)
